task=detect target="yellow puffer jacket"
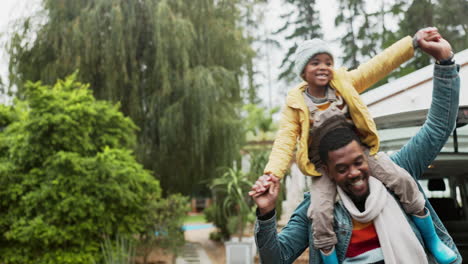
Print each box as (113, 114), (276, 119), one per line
(264, 36), (414, 178)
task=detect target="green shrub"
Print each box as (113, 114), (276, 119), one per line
(0, 75), (162, 263)
(204, 203), (231, 241)
(95, 235), (136, 264)
(138, 193), (189, 263)
(0, 105), (16, 128)
(208, 231), (224, 242)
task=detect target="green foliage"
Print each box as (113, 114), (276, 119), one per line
(283, 0), (466, 88)
(204, 203), (231, 240)
(184, 213), (206, 224)
(95, 235), (136, 264)
(243, 104), (279, 140)
(138, 193), (189, 263)
(246, 149), (270, 182)
(210, 168), (253, 241)
(0, 105), (16, 128)
(391, 0), (467, 78)
(7, 0), (258, 196)
(208, 229), (224, 242)
(334, 0), (368, 69)
(0, 75), (162, 263)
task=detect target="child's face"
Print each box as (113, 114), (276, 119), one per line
(302, 53), (334, 90)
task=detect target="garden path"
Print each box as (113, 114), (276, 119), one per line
(175, 242), (211, 264)
(177, 223), (225, 264)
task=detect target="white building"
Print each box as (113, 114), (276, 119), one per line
(361, 49), (468, 124)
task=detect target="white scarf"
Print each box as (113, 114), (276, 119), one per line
(337, 176), (428, 264)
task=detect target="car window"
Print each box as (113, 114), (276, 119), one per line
(419, 178), (463, 207)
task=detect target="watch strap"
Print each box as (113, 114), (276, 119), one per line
(436, 51), (455, 65)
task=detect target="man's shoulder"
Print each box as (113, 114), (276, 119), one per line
(292, 192), (311, 213)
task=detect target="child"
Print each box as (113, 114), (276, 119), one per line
(252, 28), (456, 264)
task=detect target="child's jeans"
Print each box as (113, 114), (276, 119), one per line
(307, 151), (426, 249)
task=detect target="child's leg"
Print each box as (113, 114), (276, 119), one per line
(367, 151), (425, 215)
(368, 151), (457, 264)
(307, 171), (337, 250)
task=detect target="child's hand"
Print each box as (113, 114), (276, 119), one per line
(248, 174), (279, 196)
(415, 27), (453, 61)
(414, 27), (439, 45)
(249, 174), (280, 215)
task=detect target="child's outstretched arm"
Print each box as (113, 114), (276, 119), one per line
(250, 104), (300, 195)
(263, 104), (301, 179)
(348, 27), (438, 94)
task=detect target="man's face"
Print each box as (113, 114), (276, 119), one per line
(324, 140), (370, 204)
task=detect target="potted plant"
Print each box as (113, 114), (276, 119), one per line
(210, 167), (255, 264)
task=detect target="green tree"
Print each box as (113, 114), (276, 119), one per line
(435, 0), (468, 51)
(394, 0), (434, 72)
(332, 0), (467, 89)
(369, 0), (467, 88)
(240, 0), (269, 105)
(243, 104), (279, 140)
(394, 0), (467, 70)
(0, 75), (166, 263)
(335, 0), (375, 69)
(275, 0), (323, 82)
(7, 0), (256, 196)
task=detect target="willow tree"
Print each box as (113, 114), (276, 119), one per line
(7, 0), (256, 195)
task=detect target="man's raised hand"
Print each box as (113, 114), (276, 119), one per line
(415, 27), (453, 61)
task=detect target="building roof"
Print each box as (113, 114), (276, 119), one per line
(361, 49), (468, 119)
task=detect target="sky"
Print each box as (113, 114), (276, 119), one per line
(0, 0), (41, 103)
(0, 0), (343, 107)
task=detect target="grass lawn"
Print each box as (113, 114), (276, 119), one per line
(184, 213), (207, 224)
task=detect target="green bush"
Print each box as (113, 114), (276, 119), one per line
(0, 105), (16, 128)
(138, 193), (189, 263)
(0, 75), (162, 263)
(208, 230), (224, 242)
(204, 203), (231, 241)
(95, 235), (136, 264)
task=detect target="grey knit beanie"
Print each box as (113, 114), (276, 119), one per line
(294, 38), (334, 77)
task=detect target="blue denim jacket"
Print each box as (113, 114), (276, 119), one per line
(255, 64), (462, 264)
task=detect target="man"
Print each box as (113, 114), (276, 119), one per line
(250, 34), (461, 263)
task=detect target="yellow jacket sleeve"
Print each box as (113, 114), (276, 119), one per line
(263, 105), (300, 179)
(349, 36), (414, 94)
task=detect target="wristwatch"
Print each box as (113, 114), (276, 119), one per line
(436, 51), (455, 65)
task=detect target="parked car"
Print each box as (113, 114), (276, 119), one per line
(375, 106), (468, 259)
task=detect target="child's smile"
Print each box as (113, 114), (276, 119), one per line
(303, 53), (334, 96)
